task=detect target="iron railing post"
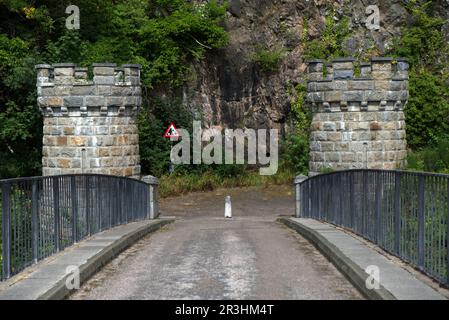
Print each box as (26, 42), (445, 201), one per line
(295, 182), (300, 218)
(340, 173), (344, 225)
(31, 180), (39, 263)
(330, 175), (335, 223)
(338, 174), (343, 225)
(447, 180), (449, 286)
(152, 183), (158, 219)
(2, 182), (11, 280)
(375, 172), (382, 245)
(53, 177), (60, 252)
(305, 181), (310, 218)
(133, 182), (136, 221)
(86, 176), (91, 236)
(126, 180), (130, 223)
(97, 176), (102, 232)
(123, 179), (127, 223)
(314, 178), (318, 218)
(349, 172), (355, 229)
(108, 178), (112, 228)
(394, 171), (402, 255)
(316, 178), (319, 219)
(120, 179), (125, 224)
(362, 170), (368, 237)
(417, 175), (426, 270)
(71, 176), (78, 243)
(310, 179), (314, 218)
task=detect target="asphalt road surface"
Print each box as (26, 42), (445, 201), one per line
(70, 185), (363, 300)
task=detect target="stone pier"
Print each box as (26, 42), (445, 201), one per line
(306, 57), (409, 175)
(36, 63), (142, 177)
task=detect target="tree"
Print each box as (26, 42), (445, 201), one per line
(0, 0), (228, 178)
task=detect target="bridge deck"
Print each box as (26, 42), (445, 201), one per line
(70, 186), (362, 300)
(3, 185), (442, 300)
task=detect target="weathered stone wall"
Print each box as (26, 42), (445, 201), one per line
(36, 63), (142, 177)
(306, 57), (409, 175)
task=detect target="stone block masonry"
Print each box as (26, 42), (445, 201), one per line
(36, 63), (142, 177)
(306, 57), (409, 175)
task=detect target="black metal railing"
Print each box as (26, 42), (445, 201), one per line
(295, 169), (449, 286)
(1, 174), (159, 281)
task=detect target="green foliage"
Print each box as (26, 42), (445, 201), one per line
(388, 1), (449, 154)
(139, 0), (229, 87)
(213, 164), (247, 179)
(138, 96), (194, 176)
(251, 45), (285, 72)
(0, 31), (42, 178)
(284, 9), (351, 176)
(0, 0), (228, 179)
(403, 68), (449, 149)
(392, 1), (449, 72)
(159, 168), (295, 198)
(303, 13), (351, 60)
(406, 139), (449, 174)
(282, 83), (311, 175)
(45, 30), (89, 63)
(280, 134), (309, 175)
(289, 83), (310, 136)
(319, 166), (335, 174)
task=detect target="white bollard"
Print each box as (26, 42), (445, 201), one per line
(225, 196), (232, 218)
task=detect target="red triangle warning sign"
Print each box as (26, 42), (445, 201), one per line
(164, 122), (180, 139)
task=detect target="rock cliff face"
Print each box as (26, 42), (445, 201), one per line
(183, 0), (449, 134)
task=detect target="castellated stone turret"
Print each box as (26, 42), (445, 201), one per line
(36, 63), (142, 177)
(306, 57), (409, 175)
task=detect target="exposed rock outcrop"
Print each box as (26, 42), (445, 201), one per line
(183, 0), (449, 134)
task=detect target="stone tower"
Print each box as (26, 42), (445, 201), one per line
(36, 63), (142, 177)
(306, 57), (409, 175)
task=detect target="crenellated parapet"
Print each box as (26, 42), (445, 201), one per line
(36, 63), (142, 117)
(306, 57), (409, 175)
(36, 63), (142, 178)
(306, 57), (409, 113)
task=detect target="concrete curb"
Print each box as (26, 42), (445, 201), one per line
(38, 218), (174, 300)
(0, 219), (174, 300)
(279, 217), (396, 300)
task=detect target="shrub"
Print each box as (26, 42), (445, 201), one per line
(389, 1), (449, 151)
(251, 46), (285, 72)
(404, 69), (449, 150)
(280, 134), (309, 175)
(0, 0), (229, 179)
(303, 13), (351, 60)
(406, 139), (449, 174)
(138, 96), (194, 177)
(281, 83), (311, 175)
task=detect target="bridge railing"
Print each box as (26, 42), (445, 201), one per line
(295, 169), (449, 286)
(0, 174), (159, 281)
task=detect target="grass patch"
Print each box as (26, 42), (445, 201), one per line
(251, 45), (285, 72)
(406, 139), (449, 174)
(159, 168), (295, 198)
